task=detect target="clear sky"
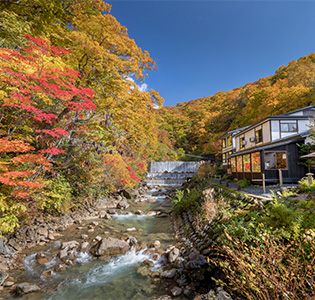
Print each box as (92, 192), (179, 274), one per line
(107, 1), (315, 107)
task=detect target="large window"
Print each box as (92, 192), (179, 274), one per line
(227, 136), (232, 147)
(280, 122), (297, 132)
(231, 157), (236, 172)
(255, 129), (262, 143)
(251, 152), (261, 172)
(222, 138), (226, 148)
(237, 156), (243, 172)
(243, 154), (251, 172)
(264, 151), (287, 170)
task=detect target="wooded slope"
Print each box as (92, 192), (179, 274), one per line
(157, 53), (315, 156)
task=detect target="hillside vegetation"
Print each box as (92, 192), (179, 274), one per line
(0, 1), (174, 233)
(157, 53), (315, 156)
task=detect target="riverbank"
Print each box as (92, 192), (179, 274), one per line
(0, 185), (182, 299)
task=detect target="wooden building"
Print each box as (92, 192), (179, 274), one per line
(220, 106), (315, 184)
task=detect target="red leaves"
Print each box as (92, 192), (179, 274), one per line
(39, 147), (65, 155)
(36, 128), (70, 138)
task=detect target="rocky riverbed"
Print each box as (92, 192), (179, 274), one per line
(0, 183), (233, 300)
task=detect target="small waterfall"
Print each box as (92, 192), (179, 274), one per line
(146, 161), (199, 186)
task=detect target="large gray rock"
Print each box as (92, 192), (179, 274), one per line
(160, 268), (177, 279)
(116, 200), (129, 209)
(16, 282), (41, 296)
(90, 237), (129, 257)
(0, 238), (9, 255)
(121, 189), (139, 200)
(168, 247), (180, 263)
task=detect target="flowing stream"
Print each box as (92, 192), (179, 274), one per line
(6, 161), (197, 299)
(6, 188), (176, 300)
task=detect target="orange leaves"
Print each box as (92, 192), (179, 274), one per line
(0, 138), (34, 153)
(12, 154), (52, 167)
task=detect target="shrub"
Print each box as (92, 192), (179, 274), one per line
(211, 230), (315, 300)
(172, 188), (202, 212)
(299, 177), (315, 192)
(237, 178), (251, 188)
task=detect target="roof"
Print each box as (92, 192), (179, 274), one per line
(219, 125), (251, 139)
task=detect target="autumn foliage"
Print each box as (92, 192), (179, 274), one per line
(0, 2), (165, 233)
(157, 54), (315, 156)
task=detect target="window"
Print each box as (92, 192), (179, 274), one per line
(251, 152), (261, 172)
(231, 157), (236, 172)
(255, 129), (262, 143)
(227, 136), (232, 147)
(264, 151), (287, 170)
(222, 153), (226, 163)
(236, 156), (243, 172)
(243, 154), (251, 172)
(280, 122), (297, 132)
(222, 138), (226, 148)
(240, 137), (245, 149)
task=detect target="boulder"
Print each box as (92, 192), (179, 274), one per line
(0, 238), (9, 255)
(121, 189), (139, 200)
(15, 282), (41, 296)
(160, 269), (177, 279)
(117, 200), (129, 210)
(61, 241), (79, 250)
(99, 211), (111, 219)
(168, 247), (180, 263)
(148, 240), (161, 249)
(90, 237), (129, 257)
(126, 236), (138, 247)
(36, 253), (51, 265)
(107, 209), (116, 215)
(171, 286), (182, 297)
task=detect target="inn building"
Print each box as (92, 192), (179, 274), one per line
(220, 106), (315, 184)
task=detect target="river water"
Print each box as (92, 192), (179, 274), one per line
(6, 188), (179, 300)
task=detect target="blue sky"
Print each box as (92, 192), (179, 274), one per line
(108, 1), (315, 107)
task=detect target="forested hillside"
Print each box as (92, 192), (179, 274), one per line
(0, 0), (174, 233)
(157, 53), (315, 156)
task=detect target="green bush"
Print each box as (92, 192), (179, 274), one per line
(172, 188), (202, 212)
(299, 177), (315, 192)
(238, 178), (251, 188)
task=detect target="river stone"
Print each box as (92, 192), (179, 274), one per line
(168, 247), (180, 263)
(153, 296), (172, 300)
(216, 287), (233, 300)
(134, 210), (143, 215)
(117, 200), (129, 209)
(42, 269), (53, 277)
(90, 237), (129, 257)
(58, 249), (68, 260)
(126, 236), (138, 247)
(107, 209), (116, 215)
(121, 189), (138, 200)
(146, 211), (155, 215)
(61, 241), (79, 250)
(160, 269), (177, 279)
(36, 253), (51, 265)
(16, 282), (41, 296)
(137, 266), (150, 277)
(54, 264), (66, 272)
(148, 240), (161, 249)
(0, 238), (9, 255)
(126, 227), (137, 232)
(3, 281), (14, 287)
(171, 286), (182, 297)
(90, 221), (99, 227)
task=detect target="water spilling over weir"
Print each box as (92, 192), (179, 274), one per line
(146, 161), (199, 186)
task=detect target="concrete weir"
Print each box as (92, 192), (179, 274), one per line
(145, 161), (200, 186)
